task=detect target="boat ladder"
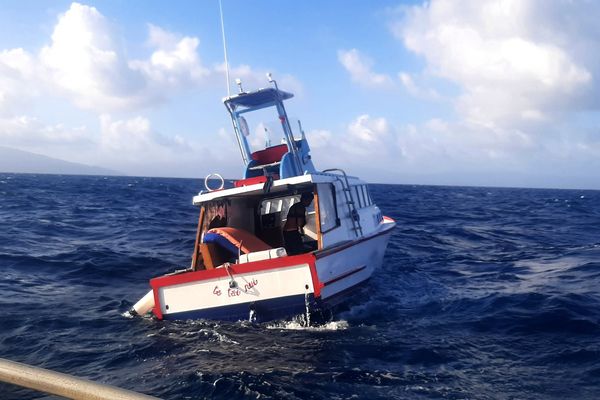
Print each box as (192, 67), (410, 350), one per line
(322, 168), (363, 237)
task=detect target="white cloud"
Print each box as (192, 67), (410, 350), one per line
(0, 2), (298, 178)
(98, 114), (198, 162)
(398, 72), (441, 100)
(39, 3), (148, 111)
(130, 24), (210, 89)
(308, 111), (550, 184)
(0, 48), (39, 115)
(347, 114), (390, 146)
(338, 49), (393, 88)
(310, 115), (398, 170)
(35, 3), (286, 114)
(38, 3), (213, 112)
(338, 49), (442, 99)
(306, 129), (332, 149)
(0, 115), (89, 148)
(393, 0), (596, 126)
(94, 115), (247, 178)
(318, 0), (600, 187)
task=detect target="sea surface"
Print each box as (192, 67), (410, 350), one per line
(1, 173), (599, 400)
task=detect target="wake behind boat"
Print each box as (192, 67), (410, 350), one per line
(132, 76), (395, 323)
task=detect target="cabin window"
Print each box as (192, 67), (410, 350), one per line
(258, 192), (318, 246)
(318, 184), (339, 233)
(352, 186), (362, 208)
(359, 185), (367, 208)
(361, 185), (371, 206)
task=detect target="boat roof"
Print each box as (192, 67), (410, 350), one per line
(193, 173), (364, 205)
(223, 87), (293, 109)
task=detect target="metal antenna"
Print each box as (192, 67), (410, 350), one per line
(219, 0), (231, 97)
(267, 72), (279, 90)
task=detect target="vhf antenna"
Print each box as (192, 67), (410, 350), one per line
(219, 0), (231, 97)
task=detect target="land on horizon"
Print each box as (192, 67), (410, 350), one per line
(2, 146), (597, 192)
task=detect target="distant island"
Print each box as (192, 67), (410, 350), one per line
(0, 146), (119, 176)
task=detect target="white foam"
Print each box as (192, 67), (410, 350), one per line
(266, 320), (349, 331)
(198, 328), (239, 345)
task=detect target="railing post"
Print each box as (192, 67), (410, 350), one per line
(0, 358), (160, 400)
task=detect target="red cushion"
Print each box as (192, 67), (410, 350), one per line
(207, 227), (271, 254)
(251, 144), (288, 165)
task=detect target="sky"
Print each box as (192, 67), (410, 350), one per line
(0, 0), (599, 189)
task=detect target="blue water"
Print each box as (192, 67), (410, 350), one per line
(1, 174), (600, 399)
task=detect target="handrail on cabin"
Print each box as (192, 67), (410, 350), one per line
(0, 357), (160, 400)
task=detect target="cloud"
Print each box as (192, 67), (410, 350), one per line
(398, 72), (441, 100)
(36, 3), (286, 113)
(310, 115), (398, 171)
(130, 24), (210, 89)
(95, 114), (256, 179)
(38, 3), (212, 112)
(337, 49), (442, 99)
(392, 0), (597, 126)
(0, 2), (298, 178)
(0, 48), (39, 115)
(319, 0), (600, 187)
(0, 115), (89, 147)
(307, 110), (587, 186)
(345, 114), (392, 154)
(338, 49), (393, 88)
(306, 129), (332, 149)
(39, 3), (147, 111)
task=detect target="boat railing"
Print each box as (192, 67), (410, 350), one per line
(309, 170), (359, 180)
(0, 357), (160, 400)
(321, 168), (363, 237)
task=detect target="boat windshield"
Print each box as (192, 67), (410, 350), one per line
(239, 107), (302, 153)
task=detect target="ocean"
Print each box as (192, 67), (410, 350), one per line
(1, 173), (599, 399)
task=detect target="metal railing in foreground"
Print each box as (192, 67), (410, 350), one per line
(0, 357), (160, 400)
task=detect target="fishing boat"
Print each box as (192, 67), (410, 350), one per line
(132, 75), (396, 323)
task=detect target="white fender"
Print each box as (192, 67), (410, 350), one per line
(132, 290), (154, 316)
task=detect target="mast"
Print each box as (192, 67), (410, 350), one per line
(219, 0), (231, 97)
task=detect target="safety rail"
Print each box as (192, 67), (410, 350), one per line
(322, 168), (363, 237)
(0, 358), (160, 400)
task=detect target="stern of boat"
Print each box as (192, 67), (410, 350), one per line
(149, 254), (321, 322)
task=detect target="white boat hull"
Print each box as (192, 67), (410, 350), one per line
(147, 221), (395, 322)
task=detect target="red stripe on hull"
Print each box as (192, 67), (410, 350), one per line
(322, 265), (367, 286)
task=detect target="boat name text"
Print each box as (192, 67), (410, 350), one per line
(213, 279), (259, 297)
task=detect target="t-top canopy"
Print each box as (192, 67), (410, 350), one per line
(224, 87), (294, 109)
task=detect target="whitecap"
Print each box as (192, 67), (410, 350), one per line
(266, 320), (349, 331)
(198, 328), (239, 345)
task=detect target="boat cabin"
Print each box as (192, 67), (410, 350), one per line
(190, 173), (382, 271)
